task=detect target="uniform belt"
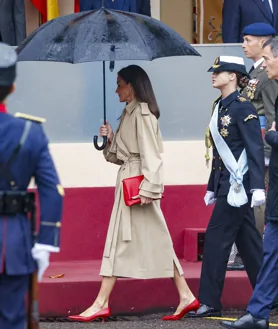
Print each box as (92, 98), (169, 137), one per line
(0, 191), (35, 215)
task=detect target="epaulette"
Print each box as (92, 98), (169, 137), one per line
(237, 96), (247, 102)
(140, 102), (150, 115)
(14, 112), (46, 124)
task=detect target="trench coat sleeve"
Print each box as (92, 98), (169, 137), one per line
(103, 141), (123, 165)
(236, 103), (265, 191)
(135, 108), (164, 199)
(261, 79), (278, 156)
(265, 131), (278, 149)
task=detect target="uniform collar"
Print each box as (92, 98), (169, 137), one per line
(0, 103), (7, 113)
(221, 90), (239, 109)
(125, 99), (139, 114)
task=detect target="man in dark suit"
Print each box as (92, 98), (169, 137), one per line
(79, 0), (137, 12)
(222, 0), (278, 43)
(136, 0), (151, 16)
(219, 35), (278, 329)
(0, 0), (26, 46)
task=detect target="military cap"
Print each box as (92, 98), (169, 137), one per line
(242, 23), (276, 36)
(0, 42), (17, 87)
(208, 56), (249, 77)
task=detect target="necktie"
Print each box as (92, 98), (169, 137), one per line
(249, 65), (255, 74)
(263, 0), (273, 22)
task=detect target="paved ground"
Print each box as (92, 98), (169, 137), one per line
(41, 312), (278, 329)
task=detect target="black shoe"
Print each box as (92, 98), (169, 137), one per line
(271, 300), (278, 310)
(220, 313), (269, 329)
(186, 303), (221, 318)
(227, 262), (245, 271)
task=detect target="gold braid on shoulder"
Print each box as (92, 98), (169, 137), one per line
(205, 97), (220, 167)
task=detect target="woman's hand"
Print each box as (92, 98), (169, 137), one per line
(139, 195), (153, 205)
(99, 120), (114, 143)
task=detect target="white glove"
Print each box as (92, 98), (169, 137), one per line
(204, 191), (216, 206)
(31, 244), (50, 281)
(251, 189), (266, 208)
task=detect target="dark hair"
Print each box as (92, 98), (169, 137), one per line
(118, 65), (160, 119)
(227, 71), (248, 89)
(0, 85), (13, 103)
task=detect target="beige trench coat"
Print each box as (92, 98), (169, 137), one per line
(100, 100), (183, 279)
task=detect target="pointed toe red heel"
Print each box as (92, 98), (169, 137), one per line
(162, 299), (200, 321)
(68, 307), (111, 322)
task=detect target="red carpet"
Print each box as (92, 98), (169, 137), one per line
(40, 260), (253, 317)
(37, 185), (253, 317)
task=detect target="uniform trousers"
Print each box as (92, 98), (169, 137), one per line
(0, 273), (29, 329)
(199, 196), (263, 310)
(247, 220), (278, 319)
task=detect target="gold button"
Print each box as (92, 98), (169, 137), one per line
(56, 222), (61, 228)
(10, 181), (15, 186)
(219, 167), (222, 170)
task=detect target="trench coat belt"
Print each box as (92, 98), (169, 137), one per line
(103, 155), (141, 258)
(121, 156), (141, 242)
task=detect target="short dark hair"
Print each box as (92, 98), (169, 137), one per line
(118, 65), (160, 119)
(263, 36), (278, 57)
(0, 85), (12, 103)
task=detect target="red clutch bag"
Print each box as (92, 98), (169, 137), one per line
(122, 175), (164, 207)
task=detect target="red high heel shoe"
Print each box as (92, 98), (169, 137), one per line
(68, 307), (111, 322)
(162, 299), (200, 321)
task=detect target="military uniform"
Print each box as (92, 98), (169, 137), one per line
(0, 43), (63, 329)
(229, 23), (278, 270)
(189, 56), (265, 317)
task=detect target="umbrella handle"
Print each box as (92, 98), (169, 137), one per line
(93, 135), (107, 150)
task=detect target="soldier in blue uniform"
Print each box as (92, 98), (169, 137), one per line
(187, 56), (265, 318)
(219, 37), (278, 329)
(0, 42), (63, 329)
(79, 0), (137, 12)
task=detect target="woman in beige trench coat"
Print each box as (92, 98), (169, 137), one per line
(68, 65), (200, 323)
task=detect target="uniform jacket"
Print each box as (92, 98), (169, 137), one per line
(242, 63), (278, 158)
(0, 109), (63, 275)
(265, 97), (278, 220)
(100, 100), (183, 279)
(208, 91), (265, 197)
(0, 0), (26, 46)
(222, 0), (278, 43)
(80, 0), (137, 12)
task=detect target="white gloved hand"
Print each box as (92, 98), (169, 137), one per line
(31, 243), (50, 281)
(204, 191), (216, 206)
(251, 189), (266, 208)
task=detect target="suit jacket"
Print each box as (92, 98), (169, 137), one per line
(80, 0), (137, 12)
(136, 0), (151, 16)
(207, 91), (265, 196)
(222, 0), (278, 43)
(242, 63), (278, 158)
(265, 97), (278, 220)
(0, 0), (26, 46)
(0, 110), (63, 275)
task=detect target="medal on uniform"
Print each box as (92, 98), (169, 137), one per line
(220, 115), (231, 127)
(220, 128), (229, 138)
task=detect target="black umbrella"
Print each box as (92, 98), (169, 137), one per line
(17, 7), (201, 150)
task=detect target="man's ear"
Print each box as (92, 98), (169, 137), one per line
(11, 84), (16, 93)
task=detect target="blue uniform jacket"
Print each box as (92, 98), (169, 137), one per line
(222, 0), (278, 43)
(80, 0), (137, 12)
(0, 111), (63, 275)
(208, 91), (265, 197)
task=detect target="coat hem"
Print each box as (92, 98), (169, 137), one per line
(99, 268), (177, 279)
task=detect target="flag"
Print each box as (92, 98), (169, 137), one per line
(31, 0), (59, 24)
(74, 0), (80, 13)
(47, 0), (59, 21)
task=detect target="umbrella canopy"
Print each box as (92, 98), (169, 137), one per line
(17, 8), (200, 63)
(17, 8), (201, 150)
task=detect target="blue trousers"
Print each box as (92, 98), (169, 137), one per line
(0, 273), (29, 329)
(247, 221), (278, 319)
